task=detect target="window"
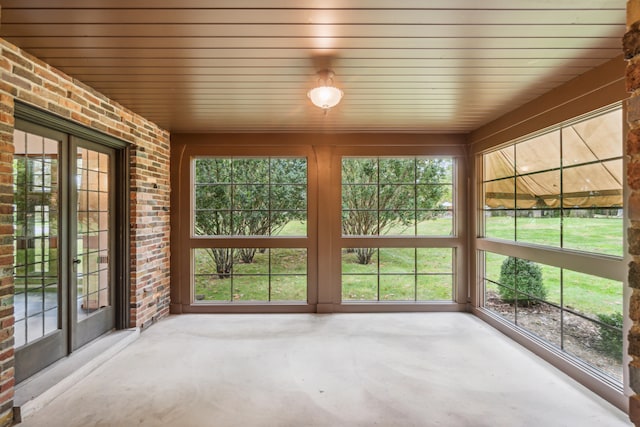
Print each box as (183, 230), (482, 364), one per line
(342, 157), (453, 236)
(341, 156), (456, 302)
(194, 157), (307, 237)
(174, 141), (464, 312)
(192, 157), (309, 303)
(194, 248), (307, 302)
(478, 107), (624, 383)
(482, 108), (623, 256)
(342, 248), (453, 301)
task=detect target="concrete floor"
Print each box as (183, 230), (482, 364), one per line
(19, 313), (631, 427)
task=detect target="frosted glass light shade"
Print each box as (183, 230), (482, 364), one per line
(308, 85), (343, 109)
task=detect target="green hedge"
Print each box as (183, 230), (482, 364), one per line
(596, 312), (623, 361)
(498, 257), (546, 306)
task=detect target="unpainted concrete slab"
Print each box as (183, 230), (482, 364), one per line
(19, 313), (632, 427)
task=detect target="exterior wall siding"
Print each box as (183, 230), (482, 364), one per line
(0, 38), (171, 424)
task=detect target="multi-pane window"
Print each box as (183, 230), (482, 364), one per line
(342, 248), (453, 301)
(194, 157), (307, 237)
(482, 108), (623, 256)
(13, 130), (60, 348)
(482, 252), (623, 381)
(194, 248), (307, 302)
(341, 156), (455, 302)
(192, 157), (308, 303)
(342, 157), (453, 236)
(479, 107), (624, 383)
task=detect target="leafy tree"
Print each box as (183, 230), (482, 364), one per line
(194, 158), (306, 277)
(342, 158), (450, 264)
(14, 156), (57, 273)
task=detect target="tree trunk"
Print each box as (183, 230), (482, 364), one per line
(355, 247), (375, 265)
(210, 248), (234, 279)
(239, 248), (257, 263)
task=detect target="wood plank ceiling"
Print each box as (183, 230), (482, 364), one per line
(0, 0), (626, 134)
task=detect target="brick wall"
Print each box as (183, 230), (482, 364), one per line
(627, 2), (640, 426)
(0, 38), (171, 424)
(0, 68), (15, 427)
(129, 127), (171, 328)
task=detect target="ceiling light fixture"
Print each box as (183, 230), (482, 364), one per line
(307, 69), (343, 111)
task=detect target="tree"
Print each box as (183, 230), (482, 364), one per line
(14, 155), (57, 273)
(342, 158), (450, 264)
(194, 158), (306, 277)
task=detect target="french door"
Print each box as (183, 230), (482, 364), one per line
(71, 139), (116, 350)
(14, 122), (119, 382)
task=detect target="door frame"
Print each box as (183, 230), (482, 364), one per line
(13, 103), (130, 383)
(70, 138), (117, 350)
(13, 121), (69, 383)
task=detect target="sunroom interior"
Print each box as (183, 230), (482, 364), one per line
(0, 1), (637, 426)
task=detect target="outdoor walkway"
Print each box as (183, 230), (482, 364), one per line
(18, 312), (631, 426)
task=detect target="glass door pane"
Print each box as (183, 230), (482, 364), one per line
(14, 130), (61, 346)
(13, 126), (67, 384)
(72, 142), (114, 349)
(76, 148), (110, 319)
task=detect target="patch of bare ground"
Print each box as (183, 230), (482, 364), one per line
(485, 290), (621, 381)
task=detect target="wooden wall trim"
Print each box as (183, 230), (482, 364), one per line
(468, 55), (626, 153)
(171, 133), (467, 147)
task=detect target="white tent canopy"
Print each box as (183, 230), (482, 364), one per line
(483, 109), (623, 210)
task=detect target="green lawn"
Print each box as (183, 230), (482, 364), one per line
(485, 215), (622, 257)
(195, 218), (456, 303)
(194, 216), (623, 313)
(194, 248), (307, 302)
(275, 216), (454, 237)
(484, 216), (623, 317)
(341, 245), (454, 301)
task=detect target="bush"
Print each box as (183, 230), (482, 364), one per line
(498, 257), (546, 306)
(596, 312), (623, 361)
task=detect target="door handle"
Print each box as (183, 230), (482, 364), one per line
(72, 258), (81, 265)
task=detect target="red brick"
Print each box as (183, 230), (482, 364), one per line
(0, 38), (172, 415)
(0, 348), (14, 363)
(33, 66), (60, 84)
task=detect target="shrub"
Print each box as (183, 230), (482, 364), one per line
(498, 257), (546, 306)
(596, 312), (623, 361)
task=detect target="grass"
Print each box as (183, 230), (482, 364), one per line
(482, 221), (624, 380)
(195, 216), (623, 312)
(485, 258), (622, 317)
(483, 215), (624, 317)
(342, 246), (454, 301)
(15, 247), (59, 293)
(275, 216), (454, 237)
(485, 215), (623, 257)
(195, 218), (456, 302)
(194, 248), (307, 302)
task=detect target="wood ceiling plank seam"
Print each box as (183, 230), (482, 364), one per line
(0, 0), (626, 9)
(58, 70), (590, 77)
(3, 37), (624, 51)
(0, 9), (626, 25)
(0, 24), (625, 38)
(12, 48), (621, 60)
